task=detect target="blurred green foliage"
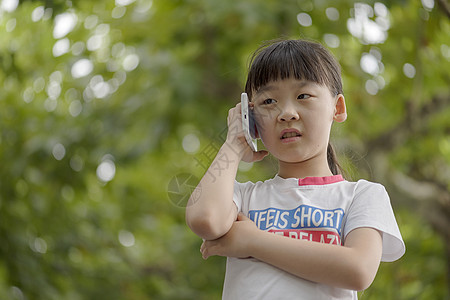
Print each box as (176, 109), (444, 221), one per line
(0, 0), (449, 299)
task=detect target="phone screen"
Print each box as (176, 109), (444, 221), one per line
(241, 93), (257, 152)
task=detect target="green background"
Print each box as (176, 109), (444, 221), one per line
(0, 0), (449, 299)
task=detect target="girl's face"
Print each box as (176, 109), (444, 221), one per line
(252, 78), (346, 170)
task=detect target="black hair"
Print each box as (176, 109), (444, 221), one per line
(245, 38), (345, 176)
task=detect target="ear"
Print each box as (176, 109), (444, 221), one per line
(333, 94), (347, 123)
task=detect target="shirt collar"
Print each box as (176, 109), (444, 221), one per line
(297, 175), (344, 186)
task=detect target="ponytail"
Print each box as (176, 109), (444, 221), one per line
(327, 143), (345, 177)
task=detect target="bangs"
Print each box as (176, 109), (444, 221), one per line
(245, 39), (342, 100)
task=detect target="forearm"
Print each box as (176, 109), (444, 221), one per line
(186, 103), (268, 240)
(248, 229), (382, 290)
(185, 142), (242, 240)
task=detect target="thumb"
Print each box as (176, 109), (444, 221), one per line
(253, 150), (269, 162)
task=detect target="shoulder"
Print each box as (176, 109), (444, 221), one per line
(354, 179), (387, 194)
(333, 179), (391, 210)
(344, 179), (395, 221)
(339, 179), (388, 198)
(235, 176), (278, 190)
(233, 177), (277, 213)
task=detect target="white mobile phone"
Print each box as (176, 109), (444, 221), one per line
(241, 92), (257, 152)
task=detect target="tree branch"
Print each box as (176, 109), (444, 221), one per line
(365, 94), (450, 153)
(437, 0), (450, 19)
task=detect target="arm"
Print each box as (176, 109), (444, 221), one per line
(201, 213), (382, 291)
(185, 142), (240, 240)
(185, 104), (268, 240)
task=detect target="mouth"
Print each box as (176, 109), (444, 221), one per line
(280, 129), (302, 141)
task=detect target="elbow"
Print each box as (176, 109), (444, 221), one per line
(349, 276), (373, 292)
(186, 214), (229, 240)
(346, 264), (377, 291)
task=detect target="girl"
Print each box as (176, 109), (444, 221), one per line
(185, 39), (405, 299)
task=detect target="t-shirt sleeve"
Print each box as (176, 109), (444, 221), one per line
(343, 182), (406, 262)
(233, 180), (243, 213)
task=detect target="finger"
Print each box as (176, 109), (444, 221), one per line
(228, 103), (241, 120)
(228, 105), (244, 127)
(200, 241), (209, 259)
(202, 243), (216, 260)
(237, 212), (250, 221)
(200, 240), (205, 253)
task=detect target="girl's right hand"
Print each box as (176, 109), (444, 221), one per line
(225, 103), (268, 163)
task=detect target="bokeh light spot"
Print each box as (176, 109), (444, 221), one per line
(403, 63), (416, 78)
(182, 133), (200, 154)
(97, 156), (116, 183)
(122, 54), (139, 71)
(53, 12), (78, 39)
(297, 13), (312, 27)
(71, 58), (93, 78)
(52, 143), (66, 160)
(118, 230), (135, 247)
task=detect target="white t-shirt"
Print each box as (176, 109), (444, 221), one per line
(222, 175), (405, 300)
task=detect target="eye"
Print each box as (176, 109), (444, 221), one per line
(262, 98), (276, 105)
(297, 94), (311, 100)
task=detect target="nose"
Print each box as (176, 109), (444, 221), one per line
(277, 103), (299, 122)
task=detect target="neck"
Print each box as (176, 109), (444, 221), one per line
(277, 155), (333, 179)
